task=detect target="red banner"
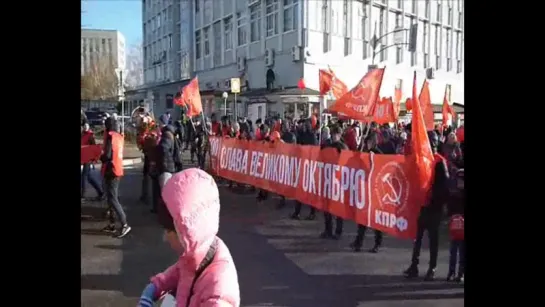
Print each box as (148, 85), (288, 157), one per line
(81, 145), (102, 164)
(208, 137), (422, 239)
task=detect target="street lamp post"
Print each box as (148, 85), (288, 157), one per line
(369, 22), (418, 71)
(222, 92), (228, 116)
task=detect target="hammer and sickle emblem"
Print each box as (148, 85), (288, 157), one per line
(352, 83), (370, 101)
(381, 173), (402, 206)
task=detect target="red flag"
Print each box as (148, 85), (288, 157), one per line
(441, 86), (456, 127)
(297, 78), (306, 90)
(371, 97), (396, 124)
(181, 77), (203, 117)
(319, 68), (348, 99)
(418, 80), (435, 131)
(393, 85), (402, 120)
(410, 71), (434, 202)
(329, 68), (385, 121)
(173, 91), (185, 107)
(405, 97), (412, 111)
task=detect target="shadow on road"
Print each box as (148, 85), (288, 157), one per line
(81, 164), (463, 307)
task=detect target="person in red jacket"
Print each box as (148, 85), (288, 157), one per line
(447, 169), (464, 282)
(343, 122), (358, 151)
(81, 123), (104, 200)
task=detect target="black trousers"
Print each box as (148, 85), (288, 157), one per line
(151, 175), (161, 212)
(324, 212), (343, 235)
(141, 155), (150, 200)
(293, 201), (316, 216)
(410, 207), (441, 269)
(104, 176), (127, 225)
(354, 225), (383, 247)
(81, 163), (103, 197)
(197, 150), (207, 169)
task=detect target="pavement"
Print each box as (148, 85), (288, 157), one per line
(81, 155), (464, 307)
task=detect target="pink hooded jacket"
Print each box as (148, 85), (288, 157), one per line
(151, 168), (240, 307)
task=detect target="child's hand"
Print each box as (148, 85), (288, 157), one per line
(137, 283), (157, 307)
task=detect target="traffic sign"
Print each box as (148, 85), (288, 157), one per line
(231, 78), (240, 93)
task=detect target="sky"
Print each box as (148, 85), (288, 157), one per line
(81, 0), (142, 47)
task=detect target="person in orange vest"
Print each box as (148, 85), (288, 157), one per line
(100, 118), (131, 238)
(81, 123), (104, 201)
(404, 130), (450, 281)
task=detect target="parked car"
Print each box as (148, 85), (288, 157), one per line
(85, 111), (107, 128)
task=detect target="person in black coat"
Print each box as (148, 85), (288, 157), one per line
(350, 132), (384, 253)
(403, 130), (450, 281)
(291, 119), (318, 220)
(319, 125), (347, 239)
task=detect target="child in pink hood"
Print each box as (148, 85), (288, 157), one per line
(138, 168), (240, 307)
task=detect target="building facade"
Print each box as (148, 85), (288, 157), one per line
(133, 0), (192, 119)
(138, 0), (464, 122)
(81, 29), (126, 76)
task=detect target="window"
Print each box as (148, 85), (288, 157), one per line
(168, 34), (172, 49)
(195, 30), (201, 59)
(266, 0), (279, 37)
(456, 59), (462, 73)
(163, 64), (168, 80)
(204, 26), (210, 56)
(423, 22), (428, 52)
(424, 0), (430, 18)
(411, 0), (416, 14)
(424, 53), (429, 68)
(158, 39), (162, 53)
(397, 0), (403, 9)
(284, 0), (298, 32)
(163, 10), (167, 23)
(250, 3), (261, 42)
(195, 0), (200, 13)
(322, 0), (330, 52)
(447, 0), (453, 25)
(379, 8), (386, 61)
(395, 13), (402, 64)
(434, 25), (439, 55)
(168, 6), (172, 20)
(213, 22), (222, 67)
(436, 1), (441, 22)
(342, 0), (349, 37)
(237, 12), (247, 46)
(457, 10), (463, 29)
(157, 13), (161, 27)
(224, 16), (233, 50)
(455, 31), (462, 59)
(360, 5), (368, 59)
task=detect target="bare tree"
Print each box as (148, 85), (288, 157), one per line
(81, 58), (120, 100)
(124, 43), (144, 90)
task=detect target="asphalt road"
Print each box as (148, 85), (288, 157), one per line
(81, 162), (464, 307)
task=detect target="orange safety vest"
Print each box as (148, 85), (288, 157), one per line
(102, 131), (124, 177)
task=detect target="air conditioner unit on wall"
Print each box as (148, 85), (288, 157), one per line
(237, 56), (246, 71)
(264, 48), (275, 67)
(426, 67), (435, 79)
(291, 46), (301, 61)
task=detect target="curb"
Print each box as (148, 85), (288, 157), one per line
(81, 158), (142, 170)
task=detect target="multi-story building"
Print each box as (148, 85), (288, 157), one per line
(81, 29), (126, 76)
(133, 0), (464, 122)
(192, 0), (464, 123)
(81, 29), (126, 101)
(126, 0), (193, 117)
